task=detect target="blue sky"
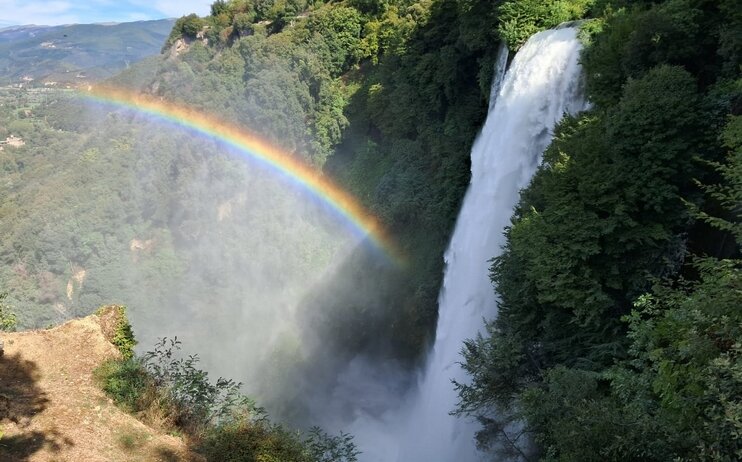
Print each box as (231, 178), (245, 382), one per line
(0, 0), (212, 26)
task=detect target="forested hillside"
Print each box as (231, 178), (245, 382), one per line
(1, 0), (512, 360)
(0, 0), (504, 430)
(455, 1), (742, 460)
(115, 0), (505, 360)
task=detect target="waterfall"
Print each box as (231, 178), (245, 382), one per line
(389, 26), (588, 461)
(488, 41), (509, 114)
(320, 26), (588, 462)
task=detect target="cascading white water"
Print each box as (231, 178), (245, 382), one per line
(488, 41), (509, 114)
(389, 27), (588, 461)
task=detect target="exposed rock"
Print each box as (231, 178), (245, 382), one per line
(130, 238), (155, 252)
(217, 192), (247, 222)
(0, 134), (25, 148)
(66, 266), (87, 300)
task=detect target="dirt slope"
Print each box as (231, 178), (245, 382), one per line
(0, 314), (201, 462)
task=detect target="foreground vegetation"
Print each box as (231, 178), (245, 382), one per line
(95, 307), (357, 462)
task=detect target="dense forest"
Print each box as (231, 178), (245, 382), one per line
(454, 1), (742, 460)
(1, 0), (740, 460)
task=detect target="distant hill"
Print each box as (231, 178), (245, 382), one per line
(0, 19), (175, 86)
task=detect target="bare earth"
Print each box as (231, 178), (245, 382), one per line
(0, 315), (201, 462)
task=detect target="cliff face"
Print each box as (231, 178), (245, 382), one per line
(0, 314), (200, 462)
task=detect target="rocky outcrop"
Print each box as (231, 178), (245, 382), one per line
(0, 313), (201, 461)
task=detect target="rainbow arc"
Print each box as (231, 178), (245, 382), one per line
(82, 86), (402, 264)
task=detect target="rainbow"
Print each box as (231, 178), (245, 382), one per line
(80, 86), (402, 263)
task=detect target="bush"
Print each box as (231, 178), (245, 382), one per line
(95, 336), (359, 462)
(200, 413), (309, 462)
(182, 14), (206, 37)
(0, 293), (17, 332)
(94, 357), (150, 413)
(96, 305), (137, 360)
(233, 12), (256, 36)
(142, 337), (245, 432)
(200, 417), (359, 462)
(170, 13), (207, 42)
(94, 336), (243, 433)
(497, 0), (593, 49)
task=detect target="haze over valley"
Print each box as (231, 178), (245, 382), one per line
(0, 1), (739, 461)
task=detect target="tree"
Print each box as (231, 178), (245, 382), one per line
(177, 14), (206, 39)
(497, 0), (593, 49)
(211, 0), (230, 17)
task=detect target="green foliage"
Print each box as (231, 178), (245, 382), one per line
(182, 14), (207, 37)
(96, 337), (250, 433)
(200, 419), (358, 462)
(692, 114), (742, 242)
(169, 14), (207, 44)
(348, 0), (385, 16)
(233, 12), (257, 36)
(490, 65), (702, 373)
(306, 6), (363, 75)
(316, 0), (505, 359)
(582, 0), (735, 107)
(718, 0), (742, 76)
(621, 260), (741, 459)
(497, 0), (594, 49)
(96, 336), (358, 462)
(94, 357), (151, 413)
(0, 292), (17, 332)
(517, 259), (742, 461)
(98, 305), (137, 360)
(304, 427), (359, 462)
(211, 0), (231, 17)
(200, 413), (310, 462)
(142, 337), (246, 431)
(458, 1), (741, 457)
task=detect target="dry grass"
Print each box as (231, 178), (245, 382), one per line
(0, 315), (203, 462)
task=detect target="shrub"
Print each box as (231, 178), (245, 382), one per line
(200, 416), (359, 462)
(497, 0), (594, 49)
(96, 305), (137, 359)
(200, 412), (308, 462)
(0, 293), (17, 332)
(142, 337), (246, 432)
(94, 357), (150, 413)
(95, 335), (359, 461)
(180, 14), (207, 38)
